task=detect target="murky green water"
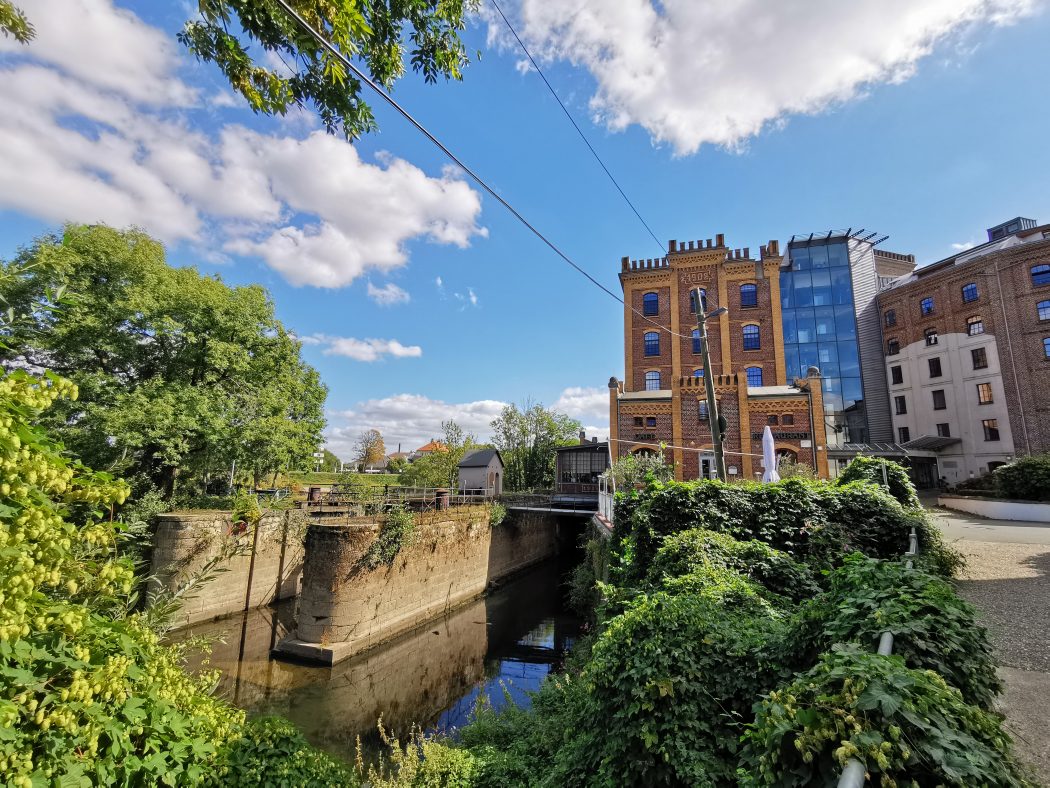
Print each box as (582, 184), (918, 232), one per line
(172, 559), (581, 763)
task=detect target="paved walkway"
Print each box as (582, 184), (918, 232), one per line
(931, 507), (1050, 784)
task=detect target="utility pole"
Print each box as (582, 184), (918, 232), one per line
(692, 287), (728, 481)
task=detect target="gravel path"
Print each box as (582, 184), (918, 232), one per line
(932, 509), (1050, 784)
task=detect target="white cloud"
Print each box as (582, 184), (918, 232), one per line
(952, 240), (977, 251)
(325, 394), (509, 456)
(0, 0), (486, 288)
(452, 286), (480, 309)
(552, 386), (609, 438)
(504, 0), (1039, 154)
(367, 281), (411, 305)
(300, 335), (423, 361)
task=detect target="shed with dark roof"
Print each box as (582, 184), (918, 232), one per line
(457, 449), (504, 494)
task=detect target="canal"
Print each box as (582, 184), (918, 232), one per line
(172, 556), (582, 763)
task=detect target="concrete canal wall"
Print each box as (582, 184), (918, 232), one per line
(150, 510), (306, 627)
(277, 506), (560, 665)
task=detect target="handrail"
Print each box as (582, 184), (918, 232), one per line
(836, 525), (918, 787)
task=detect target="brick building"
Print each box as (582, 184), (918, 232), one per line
(608, 235), (829, 480)
(876, 217), (1050, 483)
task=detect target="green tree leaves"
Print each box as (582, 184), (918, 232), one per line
(490, 402), (581, 491)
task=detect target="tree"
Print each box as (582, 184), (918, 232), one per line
(354, 428), (386, 468)
(179, 0), (476, 141)
(491, 401), (582, 491)
(317, 448), (343, 473)
(399, 420), (475, 488)
(0, 1), (33, 43)
(0, 225), (327, 499)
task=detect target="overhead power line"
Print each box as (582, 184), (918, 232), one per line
(270, 0), (694, 340)
(488, 0), (664, 253)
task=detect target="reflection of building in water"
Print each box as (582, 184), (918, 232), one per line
(554, 432), (611, 508)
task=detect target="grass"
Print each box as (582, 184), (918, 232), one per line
(283, 471), (401, 487)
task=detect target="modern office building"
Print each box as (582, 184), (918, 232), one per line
(608, 235), (829, 480)
(876, 217), (1050, 483)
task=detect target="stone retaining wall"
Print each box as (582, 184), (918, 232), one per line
(150, 509), (306, 627)
(277, 506), (559, 664)
(938, 494), (1050, 523)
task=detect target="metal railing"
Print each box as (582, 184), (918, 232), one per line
(299, 484), (496, 521)
(836, 526), (919, 788)
(598, 476), (615, 524)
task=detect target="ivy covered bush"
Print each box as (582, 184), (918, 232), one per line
(834, 455), (920, 508)
(994, 454), (1050, 501)
(739, 646), (1033, 787)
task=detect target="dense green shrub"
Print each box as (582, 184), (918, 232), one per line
(797, 555), (1001, 707)
(739, 645), (1034, 787)
(362, 505), (417, 568)
(212, 717), (358, 787)
(994, 454), (1050, 501)
(835, 455), (919, 508)
(648, 527), (820, 603)
(568, 537), (610, 616)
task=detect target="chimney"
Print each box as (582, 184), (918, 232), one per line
(715, 233), (725, 247)
(579, 430), (587, 445)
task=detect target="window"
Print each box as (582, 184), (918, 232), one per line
(966, 315), (984, 336)
(925, 328), (938, 346)
(698, 401), (708, 420)
(644, 331), (660, 356)
(982, 419), (1000, 441)
(782, 414), (794, 426)
(691, 329), (701, 354)
(977, 383), (993, 405)
(644, 370), (661, 390)
(894, 395), (907, 415)
(886, 339), (900, 356)
(642, 292), (659, 316)
(740, 283), (758, 308)
(692, 368), (704, 378)
(971, 347), (988, 370)
(1033, 264), (1050, 287)
(742, 324), (760, 350)
(936, 423), (951, 437)
(928, 357), (942, 378)
(932, 390), (946, 410)
(633, 417), (643, 427)
(645, 416), (657, 427)
(884, 309), (897, 327)
(690, 289), (707, 313)
(1038, 300), (1050, 321)
(920, 297), (934, 315)
(768, 415), (779, 425)
(746, 367), (763, 387)
(890, 365), (903, 385)
(1044, 337), (1050, 358)
(961, 282), (978, 303)
(898, 426), (911, 443)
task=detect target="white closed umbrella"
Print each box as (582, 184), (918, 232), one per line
(761, 425), (780, 483)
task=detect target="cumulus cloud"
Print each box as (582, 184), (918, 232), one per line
(502, 0), (1039, 154)
(0, 0), (486, 287)
(325, 394), (509, 457)
(367, 282), (411, 305)
(951, 241), (977, 251)
(299, 335), (423, 361)
(552, 386), (609, 438)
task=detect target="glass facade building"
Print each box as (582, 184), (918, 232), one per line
(780, 239), (866, 446)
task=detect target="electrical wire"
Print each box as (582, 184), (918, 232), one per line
(605, 435), (766, 459)
(269, 0), (698, 340)
(487, 0), (664, 254)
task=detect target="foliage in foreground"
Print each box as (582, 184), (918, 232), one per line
(739, 646), (1033, 787)
(835, 454), (920, 508)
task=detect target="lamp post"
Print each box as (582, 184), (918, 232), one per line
(692, 287), (728, 481)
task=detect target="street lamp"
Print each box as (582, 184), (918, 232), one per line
(692, 287), (728, 481)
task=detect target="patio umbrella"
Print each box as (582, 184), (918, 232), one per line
(761, 425), (780, 483)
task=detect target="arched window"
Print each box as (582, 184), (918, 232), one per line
(1044, 337), (1050, 359)
(1032, 264), (1050, 287)
(692, 368), (704, 378)
(689, 289), (707, 313)
(886, 339), (900, 355)
(644, 370), (661, 390)
(691, 328), (701, 353)
(920, 297), (935, 315)
(698, 400), (709, 420)
(740, 283), (758, 308)
(642, 292), (659, 316)
(745, 367), (763, 387)
(961, 283), (978, 303)
(924, 328), (938, 346)
(884, 309), (896, 327)
(742, 324), (760, 350)
(966, 315), (984, 335)
(643, 331), (660, 356)
(1038, 300), (1050, 321)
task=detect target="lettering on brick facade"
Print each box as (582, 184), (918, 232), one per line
(682, 271), (713, 284)
(634, 433), (656, 440)
(750, 431), (810, 440)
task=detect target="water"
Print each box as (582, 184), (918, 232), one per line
(172, 559), (581, 763)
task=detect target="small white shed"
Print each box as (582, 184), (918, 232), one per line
(457, 449), (504, 495)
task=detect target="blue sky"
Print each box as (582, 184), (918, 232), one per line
(2, 0), (1049, 458)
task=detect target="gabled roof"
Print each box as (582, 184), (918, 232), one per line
(458, 448), (502, 468)
(416, 440), (448, 453)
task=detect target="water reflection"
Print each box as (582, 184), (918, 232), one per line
(173, 560), (580, 763)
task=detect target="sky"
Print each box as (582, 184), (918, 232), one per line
(2, 0), (1049, 459)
